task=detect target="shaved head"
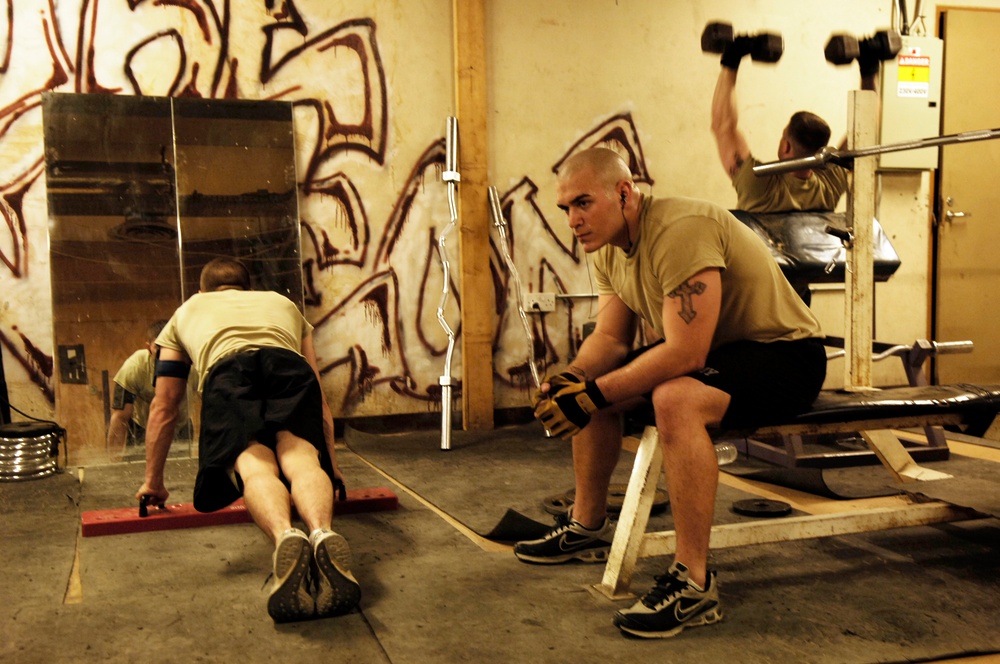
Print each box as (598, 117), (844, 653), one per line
(557, 148), (633, 193)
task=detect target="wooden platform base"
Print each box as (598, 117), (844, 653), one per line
(593, 423), (987, 600)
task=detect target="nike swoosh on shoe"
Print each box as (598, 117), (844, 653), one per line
(558, 533), (598, 551)
(674, 597), (717, 622)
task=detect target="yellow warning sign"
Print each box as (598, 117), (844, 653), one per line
(899, 55), (931, 82)
(897, 54), (930, 97)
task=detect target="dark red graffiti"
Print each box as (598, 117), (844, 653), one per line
(0, 329), (54, 403)
(124, 31), (188, 97)
(361, 282), (391, 355)
(488, 112), (653, 389)
(0, 1), (12, 74)
(552, 112), (654, 186)
(375, 140), (444, 265)
(300, 174), (369, 273)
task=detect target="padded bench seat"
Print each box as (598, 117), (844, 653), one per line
(730, 210), (901, 284)
(629, 384), (1000, 436)
(734, 383), (1000, 434)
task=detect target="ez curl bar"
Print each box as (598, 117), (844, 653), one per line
(488, 185), (554, 439)
(436, 117), (460, 451)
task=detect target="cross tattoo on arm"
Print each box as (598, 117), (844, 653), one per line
(668, 280), (707, 324)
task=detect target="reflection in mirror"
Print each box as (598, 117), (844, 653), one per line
(43, 94), (302, 467)
(172, 98), (302, 303)
(43, 92), (190, 466)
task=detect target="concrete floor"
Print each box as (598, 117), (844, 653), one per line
(2, 427), (1000, 664)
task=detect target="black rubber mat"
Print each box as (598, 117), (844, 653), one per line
(721, 456), (903, 500)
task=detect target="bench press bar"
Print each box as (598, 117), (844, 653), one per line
(753, 127), (1000, 176)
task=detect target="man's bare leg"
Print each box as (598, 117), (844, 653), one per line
(569, 409), (623, 529)
(653, 378), (730, 587)
(274, 432), (333, 533)
(236, 442), (294, 543)
(274, 431), (360, 617)
(612, 378), (729, 638)
(235, 441), (314, 622)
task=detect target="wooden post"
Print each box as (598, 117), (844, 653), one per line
(595, 427), (663, 600)
(453, 0), (494, 429)
(844, 90), (878, 391)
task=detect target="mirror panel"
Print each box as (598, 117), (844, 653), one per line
(44, 93), (187, 465)
(43, 94), (302, 466)
(172, 98), (302, 302)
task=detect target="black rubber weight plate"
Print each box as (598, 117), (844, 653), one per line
(731, 498), (792, 518)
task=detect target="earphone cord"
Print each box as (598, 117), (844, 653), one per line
(621, 207), (632, 251)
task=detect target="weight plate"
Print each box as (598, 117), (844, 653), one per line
(731, 498), (792, 518)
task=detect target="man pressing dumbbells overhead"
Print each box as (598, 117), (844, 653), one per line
(709, 24), (898, 214)
(708, 23), (899, 305)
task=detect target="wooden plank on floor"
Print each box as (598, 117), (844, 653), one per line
(81, 488), (398, 537)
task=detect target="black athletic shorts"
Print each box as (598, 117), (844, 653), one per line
(193, 347), (328, 512)
(627, 338), (827, 430)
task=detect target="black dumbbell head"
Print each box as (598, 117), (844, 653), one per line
(750, 33), (784, 63)
(862, 29), (903, 60)
(701, 21), (734, 54)
(825, 33), (861, 65)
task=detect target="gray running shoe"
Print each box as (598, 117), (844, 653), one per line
(310, 528), (361, 616)
(267, 528), (315, 623)
(513, 517), (614, 564)
(613, 561), (722, 638)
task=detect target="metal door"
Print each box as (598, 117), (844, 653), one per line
(934, 8), (1000, 383)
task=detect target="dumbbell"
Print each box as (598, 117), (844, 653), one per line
(701, 21), (784, 64)
(824, 29), (902, 66)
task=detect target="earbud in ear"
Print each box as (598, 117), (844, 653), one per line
(620, 192), (627, 208)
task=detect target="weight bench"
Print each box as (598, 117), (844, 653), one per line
(737, 337), (977, 468)
(594, 382), (1000, 599)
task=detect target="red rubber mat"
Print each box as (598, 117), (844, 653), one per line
(81, 487), (398, 537)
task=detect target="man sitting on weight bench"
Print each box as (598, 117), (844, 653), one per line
(513, 148), (827, 638)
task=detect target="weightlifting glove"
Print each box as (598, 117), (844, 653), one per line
(720, 36), (753, 71)
(532, 371), (579, 409)
(533, 374), (610, 439)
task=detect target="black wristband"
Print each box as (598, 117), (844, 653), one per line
(585, 380), (611, 409)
